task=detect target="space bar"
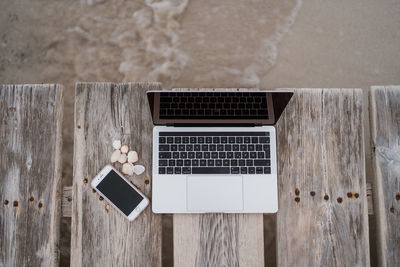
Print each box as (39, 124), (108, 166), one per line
(192, 167), (230, 174)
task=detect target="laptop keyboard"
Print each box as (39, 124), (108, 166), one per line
(158, 132), (271, 175)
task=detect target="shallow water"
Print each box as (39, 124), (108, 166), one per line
(1, 0), (400, 266)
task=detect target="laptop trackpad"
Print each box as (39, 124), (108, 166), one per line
(187, 175), (243, 211)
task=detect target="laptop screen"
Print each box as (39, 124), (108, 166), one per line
(147, 90), (293, 125)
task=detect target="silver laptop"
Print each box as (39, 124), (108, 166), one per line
(148, 89), (293, 213)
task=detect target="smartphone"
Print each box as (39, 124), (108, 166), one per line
(91, 165), (149, 221)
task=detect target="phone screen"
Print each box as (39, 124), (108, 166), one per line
(96, 170), (144, 216)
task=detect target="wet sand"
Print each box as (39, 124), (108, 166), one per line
(1, 0), (399, 266)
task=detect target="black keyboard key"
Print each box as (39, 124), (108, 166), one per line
(206, 137), (212, 143)
(242, 152), (249, 158)
(194, 144), (201, 151)
(227, 152), (234, 158)
(183, 167), (191, 174)
(257, 152), (264, 158)
(169, 160), (175, 166)
(213, 137), (220, 143)
(266, 151), (271, 158)
(248, 167), (255, 174)
(233, 144), (240, 151)
(264, 167), (271, 174)
(207, 160), (215, 166)
(167, 167), (173, 174)
(251, 137), (258, 143)
(183, 137), (189, 143)
(174, 167), (182, 174)
(215, 160), (222, 166)
(221, 137), (227, 143)
(171, 145), (177, 151)
(240, 144), (247, 151)
(159, 145), (169, 151)
(236, 137), (243, 143)
(250, 152), (257, 158)
(241, 167), (247, 174)
(204, 152), (211, 158)
(225, 144), (232, 151)
(260, 137), (269, 143)
(219, 152), (226, 158)
(231, 167), (239, 174)
(198, 137), (205, 143)
(234, 152), (241, 158)
(202, 144), (208, 151)
(239, 160), (246, 166)
(209, 144), (216, 151)
(186, 144), (193, 151)
(246, 159), (253, 166)
(190, 137), (197, 143)
(188, 152), (195, 159)
(159, 137), (166, 143)
(223, 159), (230, 166)
(256, 144), (263, 151)
(217, 144), (224, 151)
(231, 159), (238, 166)
(159, 167), (166, 174)
(173, 152), (180, 159)
(256, 167), (263, 174)
(263, 144), (270, 151)
(248, 144), (255, 151)
(196, 152), (202, 158)
(180, 152), (187, 159)
(229, 137), (235, 143)
(200, 159), (207, 166)
(174, 137), (181, 143)
(211, 152), (218, 158)
(192, 160), (199, 166)
(254, 160), (269, 166)
(244, 137), (250, 143)
(159, 160), (168, 166)
(167, 137), (173, 143)
(192, 167), (230, 174)
(159, 152), (171, 159)
(178, 145), (185, 151)
(184, 160), (191, 166)
(177, 160), (183, 166)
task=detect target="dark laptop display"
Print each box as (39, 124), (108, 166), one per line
(147, 90), (293, 125)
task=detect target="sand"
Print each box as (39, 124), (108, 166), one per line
(1, 0), (399, 266)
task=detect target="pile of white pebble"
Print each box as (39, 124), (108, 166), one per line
(111, 140), (145, 176)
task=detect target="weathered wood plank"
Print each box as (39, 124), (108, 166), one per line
(62, 186), (72, 217)
(0, 84), (63, 267)
(71, 82), (162, 266)
(172, 88), (264, 267)
(276, 89), (370, 266)
(369, 86), (400, 267)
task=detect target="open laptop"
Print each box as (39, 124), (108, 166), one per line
(147, 89), (293, 213)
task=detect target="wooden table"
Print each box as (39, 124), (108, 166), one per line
(1, 83), (399, 267)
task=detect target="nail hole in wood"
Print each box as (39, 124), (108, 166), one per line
(390, 206), (395, 213)
(77, 125), (81, 129)
(347, 192), (353, 198)
(144, 179), (150, 185)
(337, 197), (343, 203)
(38, 202), (43, 208)
(354, 193), (359, 199)
(92, 189), (96, 193)
(395, 193), (400, 201)
(99, 196), (104, 201)
(295, 188), (300, 196)
(67, 197), (72, 202)
(29, 196), (34, 202)
(4, 200), (9, 205)
(294, 197), (300, 203)
(310, 191), (315, 197)
(13, 201), (18, 207)
(83, 178), (88, 184)
(324, 195), (329, 201)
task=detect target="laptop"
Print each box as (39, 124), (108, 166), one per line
(147, 89), (293, 213)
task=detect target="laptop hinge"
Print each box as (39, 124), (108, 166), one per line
(169, 123), (259, 127)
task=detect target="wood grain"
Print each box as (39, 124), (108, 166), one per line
(276, 89), (370, 266)
(369, 86), (400, 267)
(71, 82), (162, 266)
(0, 84), (63, 267)
(62, 186), (72, 217)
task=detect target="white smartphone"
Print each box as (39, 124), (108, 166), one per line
(91, 165), (149, 221)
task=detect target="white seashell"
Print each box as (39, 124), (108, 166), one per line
(127, 151), (138, 163)
(118, 153), (127, 164)
(120, 145), (129, 153)
(112, 140), (121, 150)
(111, 150), (121, 163)
(133, 164), (145, 175)
(122, 163), (134, 176)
